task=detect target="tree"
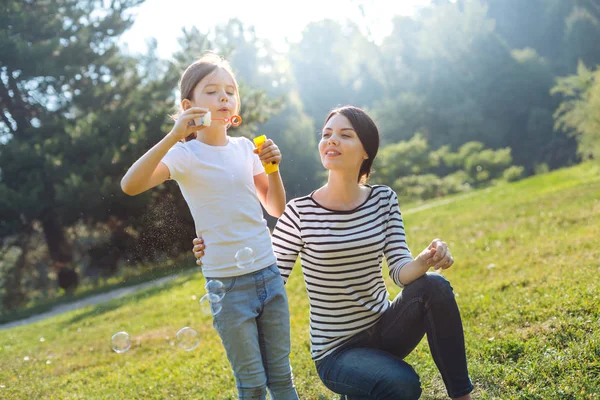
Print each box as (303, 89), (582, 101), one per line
(484, 0), (600, 75)
(288, 19), (383, 124)
(552, 61), (600, 161)
(1, 0), (145, 298)
(376, 0), (574, 173)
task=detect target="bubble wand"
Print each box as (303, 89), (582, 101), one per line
(193, 112), (242, 127)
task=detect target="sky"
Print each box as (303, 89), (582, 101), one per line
(120, 0), (432, 58)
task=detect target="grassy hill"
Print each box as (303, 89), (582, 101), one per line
(0, 162), (598, 399)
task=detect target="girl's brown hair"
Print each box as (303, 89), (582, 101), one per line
(324, 106), (380, 184)
(176, 52), (241, 141)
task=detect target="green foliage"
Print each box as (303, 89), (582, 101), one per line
(372, 134), (521, 202)
(502, 165), (525, 182)
(373, 133), (433, 182)
(552, 61), (600, 161)
(0, 0), (147, 307)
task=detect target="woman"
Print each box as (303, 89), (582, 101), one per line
(193, 106), (474, 399)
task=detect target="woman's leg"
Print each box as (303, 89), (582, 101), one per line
(256, 265), (299, 400)
(377, 272), (474, 399)
(316, 345), (422, 400)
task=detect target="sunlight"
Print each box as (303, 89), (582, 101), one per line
(120, 0), (431, 57)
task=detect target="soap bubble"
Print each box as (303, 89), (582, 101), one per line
(205, 279), (225, 301)
(111, 332), (131, 353)
(199, 293), (223, 316)
(176, 327), (200, 351)
(235, 247), (255, 269)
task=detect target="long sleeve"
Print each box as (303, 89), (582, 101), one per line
(271, 201), (304, 283)
(384, 190), (414, 287)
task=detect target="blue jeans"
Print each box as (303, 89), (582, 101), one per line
(208, 264), (299, 400)
(315, 273), (473, 399)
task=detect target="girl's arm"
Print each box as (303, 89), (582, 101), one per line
(253, 138), (286, 217)
(254, 171), (286, 217)
(121, 107), (208, 196)
(121, 135), (178, 196)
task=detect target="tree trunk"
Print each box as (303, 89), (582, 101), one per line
(41, 210), (80, 292)
(41, 211), (73, 264)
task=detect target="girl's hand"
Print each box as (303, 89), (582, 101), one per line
(192, 237), (205, 266)
(415, 238), (454, 270)
(254, 138), (282, 166)
(169, 107), (210, 141)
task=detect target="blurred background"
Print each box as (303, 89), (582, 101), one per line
(1, 0), (599, 318)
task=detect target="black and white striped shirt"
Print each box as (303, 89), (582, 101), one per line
(271, 185), (414, 360)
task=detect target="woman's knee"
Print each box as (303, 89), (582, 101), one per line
(407, 272), (454, 298)
(373, 366), (422, 400)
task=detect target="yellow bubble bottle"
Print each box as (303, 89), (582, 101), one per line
(253, 135), (279, 174)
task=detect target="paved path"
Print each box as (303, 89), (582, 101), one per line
(0, 273), (188, 331)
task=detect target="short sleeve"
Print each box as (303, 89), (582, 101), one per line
(161, 142), (190, 182)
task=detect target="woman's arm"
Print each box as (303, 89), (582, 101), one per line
(270, 202), (304, 283)
(383, 189), (455, 286)
(398, 239), (453, 285)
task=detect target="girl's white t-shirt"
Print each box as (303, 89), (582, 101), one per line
(161, 136), (276, 278)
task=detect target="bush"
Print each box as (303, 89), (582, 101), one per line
(534, 163), (550, 174)
(503, 165), (524, 182)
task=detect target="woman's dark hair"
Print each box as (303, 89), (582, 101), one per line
(324, 106), (380, 183)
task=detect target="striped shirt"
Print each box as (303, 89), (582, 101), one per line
(271, 185), (414, 360)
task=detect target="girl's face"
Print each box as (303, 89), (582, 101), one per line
(184, 67), (239, 123)
(319, 113), (368, 174)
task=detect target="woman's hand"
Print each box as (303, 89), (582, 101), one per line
(192, 237), (205, 266)
(415, 238), (454, 270)
(169, 107), (210, 141)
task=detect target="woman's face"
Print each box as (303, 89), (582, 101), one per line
(319, 113), (368, 174)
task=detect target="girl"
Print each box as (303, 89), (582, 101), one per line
(194, 106), (474, 399)
(121, 53), (298, 400)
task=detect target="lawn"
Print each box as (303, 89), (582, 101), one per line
(0, 162), (599, 399)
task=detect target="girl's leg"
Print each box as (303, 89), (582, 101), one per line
(377, 272), (474, 399)
(315, 345), (422, 400)
(256, 265), (299, 400)
(210, 273), (268, 400)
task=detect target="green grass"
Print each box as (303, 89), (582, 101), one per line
(0, 255), (197, 325)
(1, 162), (599, 399)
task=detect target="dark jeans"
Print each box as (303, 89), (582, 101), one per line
(315, 273), (473, 399)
